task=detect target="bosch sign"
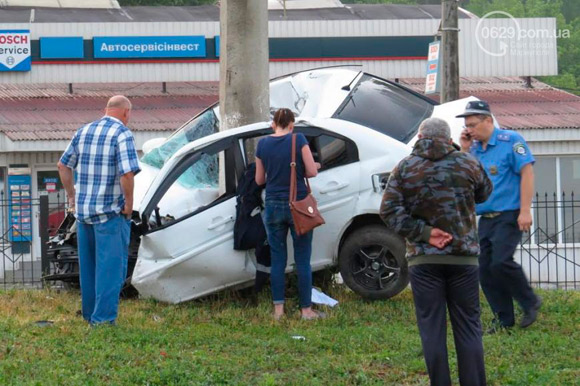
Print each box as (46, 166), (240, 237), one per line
(0, 30), (31, 72)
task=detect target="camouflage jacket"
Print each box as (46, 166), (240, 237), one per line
(380, 138), (493, 265)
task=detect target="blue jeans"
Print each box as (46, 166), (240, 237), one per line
(263, 199), (313, 309)
(77, 214), (131, 324)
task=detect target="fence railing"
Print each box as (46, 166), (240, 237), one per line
(0, 195), (49, 289)
(518, 192), (579, 289)
(1, 192), (579, 290)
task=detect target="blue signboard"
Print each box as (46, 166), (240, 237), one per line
(215, 36), (220, 58)
(424, 41), (441, 95)
(93, 36), (206, 59)
(7, 174), (32, 242)
(0, 30), (31, 72)
(40, 37), (84, 59)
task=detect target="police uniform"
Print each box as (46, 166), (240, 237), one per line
(458, 101), (541, 329)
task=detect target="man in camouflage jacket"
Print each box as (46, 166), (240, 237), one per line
(380, 117), (492, 386)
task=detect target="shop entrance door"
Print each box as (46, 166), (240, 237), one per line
(33, 167), (66, 258)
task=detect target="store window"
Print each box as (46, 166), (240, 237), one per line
(533, 157), (558, 243)
(36, 170), (65, 236)
(560, 156), (580, 243)
(532, 156), (580, 244)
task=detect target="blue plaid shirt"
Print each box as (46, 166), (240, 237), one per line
(60, 116), (141, 224)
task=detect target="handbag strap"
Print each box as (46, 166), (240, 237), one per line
(289, 134), (312, 203)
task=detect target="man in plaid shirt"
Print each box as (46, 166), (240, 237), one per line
(58, 95), (141, 326)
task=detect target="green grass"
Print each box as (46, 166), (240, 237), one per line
(0, 285), (578, 385)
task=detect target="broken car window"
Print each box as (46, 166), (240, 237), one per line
(152, 151), (221, 226)
(141, 108), (219, 169)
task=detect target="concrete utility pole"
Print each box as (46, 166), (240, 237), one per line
(440, 0), (460, 103)
(219, 0), (270, 132)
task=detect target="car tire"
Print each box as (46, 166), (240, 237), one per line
(339, 225), (408, 300)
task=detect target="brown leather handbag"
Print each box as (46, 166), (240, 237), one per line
(289, 134), (325, 236)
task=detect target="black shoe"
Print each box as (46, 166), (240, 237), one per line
(520, 296), (542, 328)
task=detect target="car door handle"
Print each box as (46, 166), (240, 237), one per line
(208, 216), (234, 230)
(319, 182), (350, 194)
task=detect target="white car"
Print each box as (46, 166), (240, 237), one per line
(132, 118), (412, 303)
(46, 67), (477, 303)
(130, 69), (476, 303)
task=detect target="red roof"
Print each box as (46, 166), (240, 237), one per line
(0, 82), (219, 141)
(400, 77), (580, 130)
(1, 77), (578, 141)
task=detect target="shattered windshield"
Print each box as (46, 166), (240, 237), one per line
(176, 153), (218, 189)
(141, 108), (219, 169)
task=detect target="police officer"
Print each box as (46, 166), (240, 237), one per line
(458, 100), (542, 332)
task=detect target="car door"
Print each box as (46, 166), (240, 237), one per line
(241, 126), (360, 271)
(301, 127), (360, 268)
(131, 137), (252, 304)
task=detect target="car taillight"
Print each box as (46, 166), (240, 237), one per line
(371, 172), (391, 193)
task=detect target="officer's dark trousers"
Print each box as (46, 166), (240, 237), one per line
(409, 264), (486, 386)
(479, 210), (537, 326)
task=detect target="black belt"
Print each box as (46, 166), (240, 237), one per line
(481, 212), (501, 219)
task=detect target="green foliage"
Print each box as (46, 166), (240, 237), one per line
(0, 287), (578, 385)
(463, 0), (580, 93)
(466, 0), (525, 17)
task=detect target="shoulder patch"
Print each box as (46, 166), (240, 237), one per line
(497, 133), (511, 142)
(513, 142), (527, 156)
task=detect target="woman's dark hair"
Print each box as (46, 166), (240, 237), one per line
(273, 108), (295, 129)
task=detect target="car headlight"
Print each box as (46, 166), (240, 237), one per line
(371, 172), (391, 193)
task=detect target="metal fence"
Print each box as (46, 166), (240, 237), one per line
(1, 191), (579, 291)
(518, 192), (580, 290)
(0, 195), (50, 289)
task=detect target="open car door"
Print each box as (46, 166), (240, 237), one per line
(132, 137), (253, 304)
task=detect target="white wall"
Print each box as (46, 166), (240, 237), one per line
(0, 18), (558, 84)
(517, 245), (580, 289)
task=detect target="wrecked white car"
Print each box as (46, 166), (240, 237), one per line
(46, 67), (476, 303)
(132, 118), (412, 303)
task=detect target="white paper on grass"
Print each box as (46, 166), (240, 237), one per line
(311, 288), (338, 307)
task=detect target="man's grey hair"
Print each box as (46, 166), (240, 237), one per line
(419, 117), (451, 141)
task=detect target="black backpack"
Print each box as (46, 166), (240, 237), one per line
(233, 163), (267, 251)
(233, 163), (271, 293)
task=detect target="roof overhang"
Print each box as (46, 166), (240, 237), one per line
(0, 130), (169, 153)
